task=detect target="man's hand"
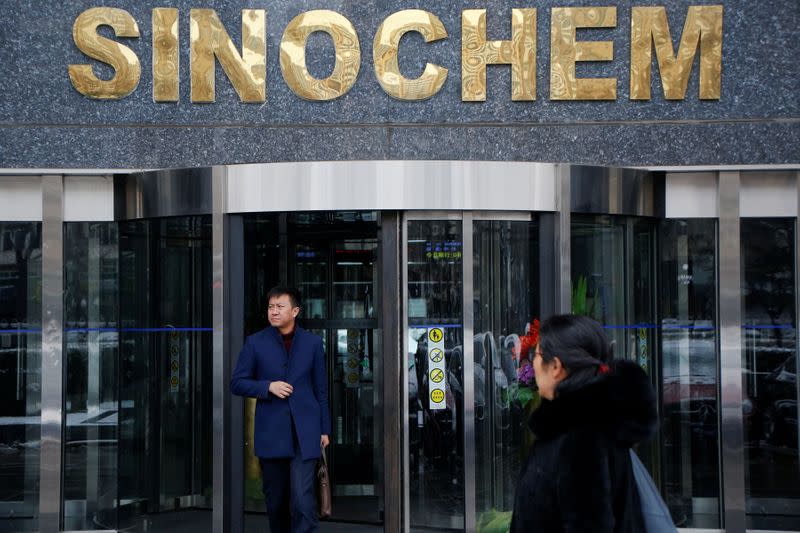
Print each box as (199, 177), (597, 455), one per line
(268, 381), (293, 399)
(321, 434), (330, 448)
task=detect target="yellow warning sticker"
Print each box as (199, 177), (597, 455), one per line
(430, 389), (445, 403)
(428, 328), (443, 343)
(429, 368), (445, 383)
(429, 348), (444, 363)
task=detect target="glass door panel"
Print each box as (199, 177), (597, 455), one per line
(0, 222), (41, 533)
(63, 222), (119, 531)
(471, 219), (542, 532)
(742, 218), (799, 530)
(406, 219), (464, 531)
(118, 216), (212, 532)
(658, 219), (720, 528)
(241, 212), (383, 525)
(571, 216), (627, 352)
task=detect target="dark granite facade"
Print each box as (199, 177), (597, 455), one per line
(0, 0), (797, 168)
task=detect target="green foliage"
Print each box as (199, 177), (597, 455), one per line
(516, 384), (536, 407)
(572, 275), (588, 315)
(571, 275), (598, 317)
(245, 478), (264, 502)
(477, 508), (513, 533)
(505, 382), (538, 409)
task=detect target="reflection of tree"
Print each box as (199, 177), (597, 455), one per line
(0, 223), (41, 417)
(3, 223), (41, 322)
(744, 222), (794, 354)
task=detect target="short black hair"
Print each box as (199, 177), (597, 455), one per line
(267, 286), (301, 309)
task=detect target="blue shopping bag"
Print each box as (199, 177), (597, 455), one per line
(630, 450), (677, 533)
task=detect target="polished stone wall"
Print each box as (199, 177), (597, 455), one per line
(0, 0), (797, 168)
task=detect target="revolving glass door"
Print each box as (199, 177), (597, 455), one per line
(242, 212), (383, 526)
(404, 213), (549, 532)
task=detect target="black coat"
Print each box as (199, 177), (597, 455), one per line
(510, 360), (658, 533)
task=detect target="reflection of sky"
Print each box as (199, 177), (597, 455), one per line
(662, 327), (797, 382)
(662, 336), (717, 381)
(2, 402), (118, 427)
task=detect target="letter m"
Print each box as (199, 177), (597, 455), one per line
(630, 6), (723, 100)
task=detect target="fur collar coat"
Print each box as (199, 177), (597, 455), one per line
(510, 359), (658, 533)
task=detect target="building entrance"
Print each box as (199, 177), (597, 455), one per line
(241, 212), (383, 527)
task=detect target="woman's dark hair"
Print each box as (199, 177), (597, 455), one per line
(267, 286), (302, 309)
(538, 314), (613, 395)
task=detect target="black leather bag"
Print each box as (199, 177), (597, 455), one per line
(316, 446), (332, 519)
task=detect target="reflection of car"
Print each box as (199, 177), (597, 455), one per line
(760, 356), (797, 447)
(660, 328), (719, 437)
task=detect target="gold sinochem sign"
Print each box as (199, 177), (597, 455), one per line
(152, 8), (179, 102)
(190, 9), (266, 103)
(373, 10), (448, 101)
(280, 10), (361, 101)
(68, 7), (141, 100)
(67, 6), (723, 103)
(550, 7), (618, 101)
(461, 8), (537, 102)
(630, 6), (723, 100)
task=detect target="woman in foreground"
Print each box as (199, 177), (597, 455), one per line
(511, 314), (658, 533)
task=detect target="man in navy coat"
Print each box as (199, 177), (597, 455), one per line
(231, 286), (331, 533)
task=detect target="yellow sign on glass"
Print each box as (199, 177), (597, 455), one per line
(430, 389), (445, 403)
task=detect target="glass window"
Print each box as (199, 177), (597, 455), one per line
(571, 216), (657, 364)
(659, 219), (720, 528)
(571, 216), (626, 348)
(118, 216), (213, 532)
(333, 240), (375, 320)
(472, 219), (544, 532)
(407, 219), (464, 530)
(0, 222), (41, 532)
(571, 215), (660, 484)
(742, 218), (799, 530)
(63, 222), (119, 530)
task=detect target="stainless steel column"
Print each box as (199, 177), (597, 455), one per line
(463, 213), (476, 533)
(717, 171), (746, 532)
(401, 215), (410, 533)
(796, 171), (800, 468)
(39, 175), (63, 532)
(228, 215), (245, 533)
(380, 212), (403, 533)
(556, 165), (571, 313)
(212, 166), (231, 533)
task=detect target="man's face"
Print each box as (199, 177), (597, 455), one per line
(268, 294), (299, 330)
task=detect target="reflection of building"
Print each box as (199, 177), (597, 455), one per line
(1, 1), (799, 531)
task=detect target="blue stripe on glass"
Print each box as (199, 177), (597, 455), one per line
(661, 324), (715, 330)
(62, 327), (212, 333)
(742, 324), (795, 330)
(120, 327), (213, 332)
(602, 324), (659, 330)
(409, 324), (463, 329)
(0, 329), (42, 333)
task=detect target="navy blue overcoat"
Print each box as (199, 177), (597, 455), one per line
(231, 326), (331, 460)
